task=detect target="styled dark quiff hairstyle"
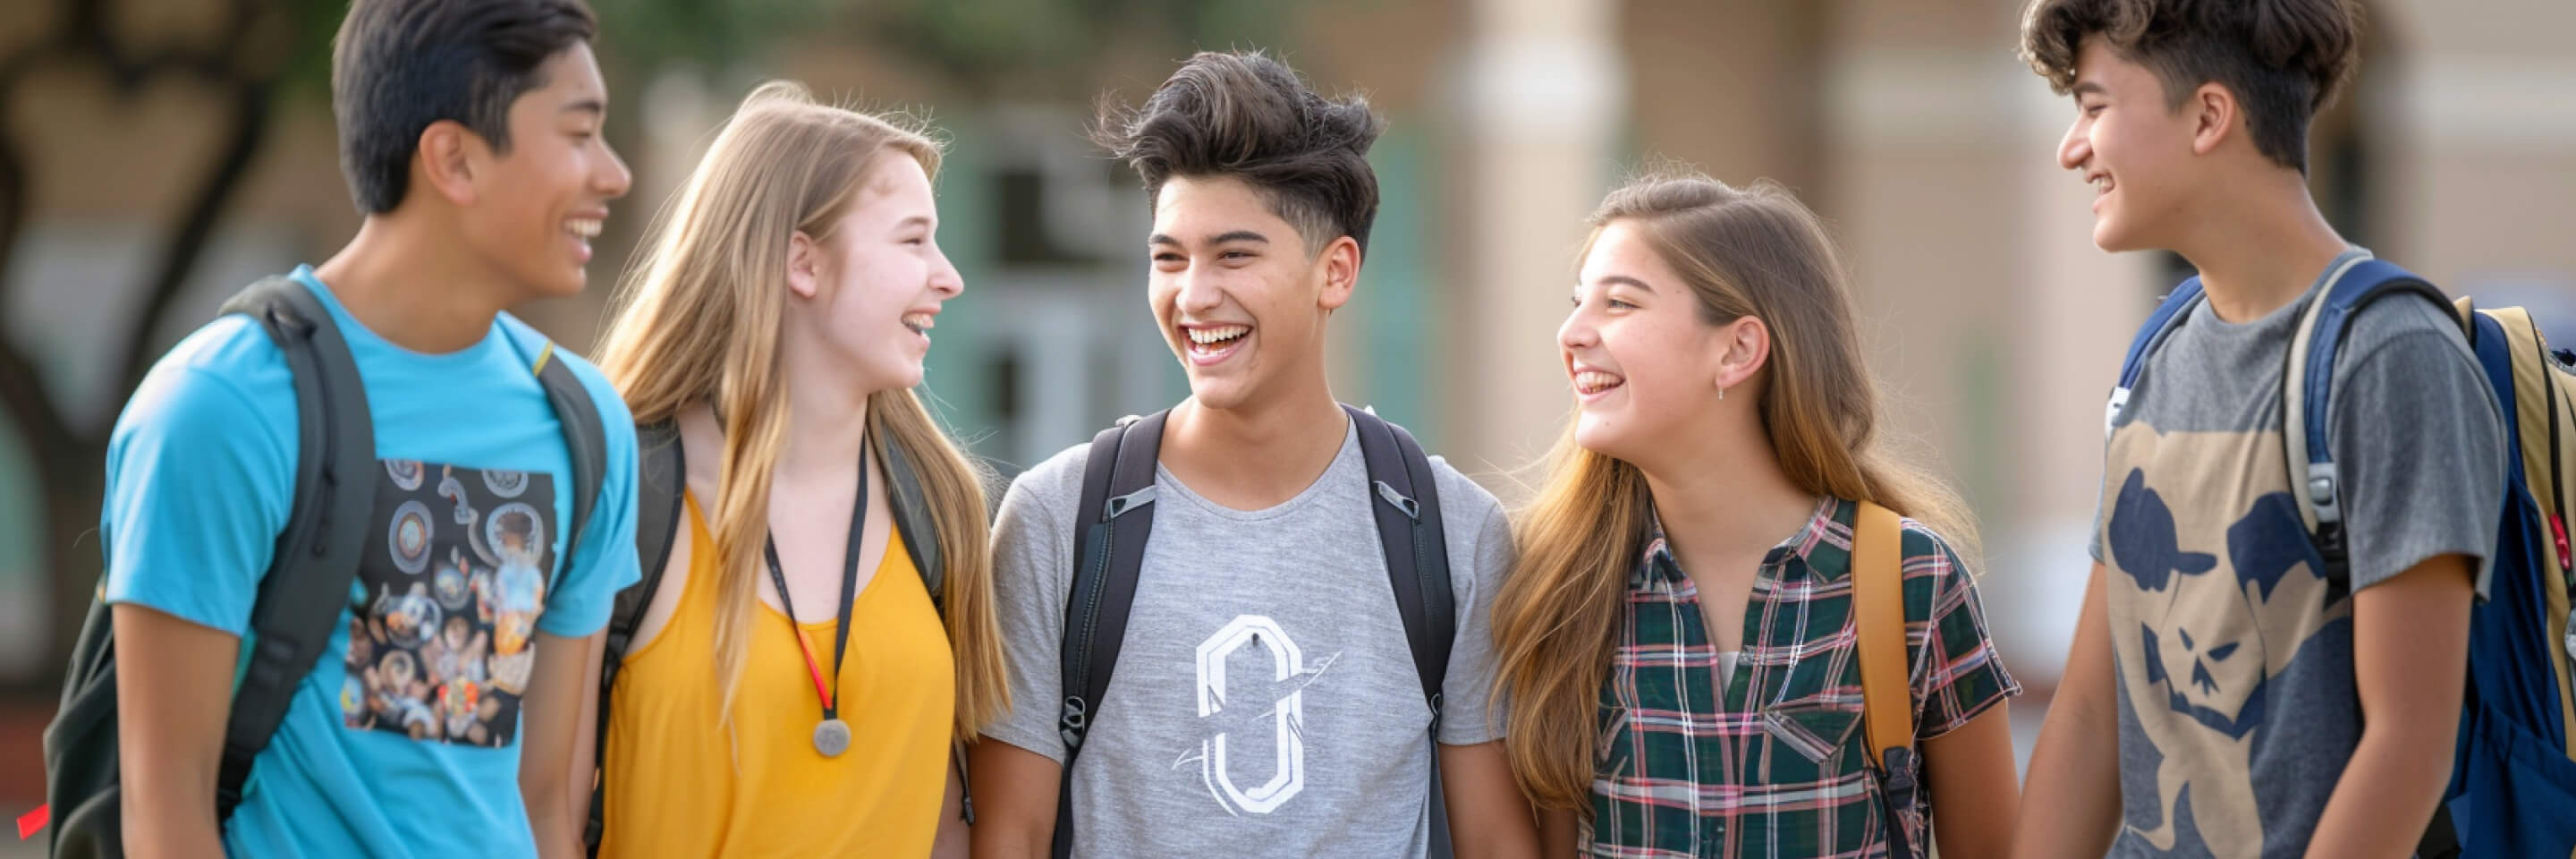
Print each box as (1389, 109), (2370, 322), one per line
(332, 0), (598, 214)
(2020, 0), (2365, 174)
(1093, 50), (1384, 257)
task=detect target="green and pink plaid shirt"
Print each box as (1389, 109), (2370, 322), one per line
(1585, 498), (2019, 858)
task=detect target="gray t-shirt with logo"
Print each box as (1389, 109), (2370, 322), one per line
(982, 419), (1511, 858)
(2089, 250), (2505, 858)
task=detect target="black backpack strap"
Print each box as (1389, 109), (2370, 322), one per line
(1052, 411), (1166, 859)
(1344, 405), (1455, 724)
(526, 340), (606, 591)
(212, 276), (377, 821)
(586, 417), (684, 855)
(1346, 405), (1457, 858)
(879, 432), (945, 609)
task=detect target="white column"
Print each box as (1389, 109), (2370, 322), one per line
(1448, 0), (1625, 488)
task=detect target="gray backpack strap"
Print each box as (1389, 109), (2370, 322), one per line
(214, 276), (378, 820)
(878, 433), (944, 608)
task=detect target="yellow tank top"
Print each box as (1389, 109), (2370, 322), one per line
(601, 494), (954, 857)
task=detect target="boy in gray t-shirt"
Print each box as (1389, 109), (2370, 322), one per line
(963, 50), (1539, 859)
(2013, 3), (2506, 857)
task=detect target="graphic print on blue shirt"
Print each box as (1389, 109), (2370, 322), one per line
(343, 459), (556, 747)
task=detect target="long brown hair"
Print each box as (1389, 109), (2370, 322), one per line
(1492, 173), (1978, 809)
(592, 81), (1006, 737)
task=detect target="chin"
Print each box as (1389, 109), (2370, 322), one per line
(1571, 412), (1636, 461)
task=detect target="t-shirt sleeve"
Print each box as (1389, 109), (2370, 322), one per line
(2328, 308), (2507, 595)
(101, 362), (296, 636)
(538, 373), (640, 637)
(1905, 523), (2020, 739)
(977, 455), (1078, 763)
(1436, 471), (1511, 745)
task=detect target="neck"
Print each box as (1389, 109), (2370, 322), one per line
(312, 216), (515, 353)
(775, 342), (875, 482)
(1636, 417), (1818, 560)
(1164, 361), (1347, 500)
(2173, 170), (2350, 323)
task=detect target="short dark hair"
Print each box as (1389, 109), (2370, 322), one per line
(1093, 50), (1383, 257)
(2020, 0), (2364, 173)
(331, 0), (598, 213)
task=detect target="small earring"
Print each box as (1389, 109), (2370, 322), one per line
(1719, 386), (1727, 402)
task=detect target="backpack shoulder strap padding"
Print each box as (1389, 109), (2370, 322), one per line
(525, 338), (607, 592)
(2108, 278), (2207, 439)
(1052, 411), (1165, 859)
(1343, 405), (1455, 725)
(1852, 500), (1911, 770)
(877, 430), (945, 608)
(212, 276), (378, 820)
(1852, 500), (1918, 859)
(2279, 256), (2455, 547)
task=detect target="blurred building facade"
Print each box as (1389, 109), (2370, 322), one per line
(3, 0), (2572, 807)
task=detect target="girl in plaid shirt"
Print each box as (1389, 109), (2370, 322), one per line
(1494, 173), (2023, 858)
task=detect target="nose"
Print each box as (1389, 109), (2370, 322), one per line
(1558, 303), (1599, 353)
(929, 242), (963, 298)
(1174, 262), (1224, 313)
(597, 136), (634, 200)
(2059, 118), (2090, 173)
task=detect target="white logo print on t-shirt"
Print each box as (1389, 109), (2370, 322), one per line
(1180, 615), (1340, 814)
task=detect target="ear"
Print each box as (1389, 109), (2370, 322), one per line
(416, 120), (481, 206)
(787, 230), (823, 300)
(1713, 315), (1772, 392)
(1315, 234), (1361, 311)
(2188, 81), (2238, 157)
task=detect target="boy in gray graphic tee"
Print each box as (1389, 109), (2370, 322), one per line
(962, 50), (1538, 858)
(2012, 2), (2507, 857)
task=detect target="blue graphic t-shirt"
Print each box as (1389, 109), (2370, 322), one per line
(101, 266), (640, 858)
(2089, 251), (2505, 858)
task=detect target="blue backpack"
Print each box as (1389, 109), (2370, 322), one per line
(2114, 252), (2576, 857)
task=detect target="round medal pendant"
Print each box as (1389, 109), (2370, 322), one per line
(814, 718), (852, 757)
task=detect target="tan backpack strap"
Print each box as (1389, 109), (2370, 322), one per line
(1853, 500), (1911, 770)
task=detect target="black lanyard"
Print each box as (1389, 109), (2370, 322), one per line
(761, 448), (868, 721)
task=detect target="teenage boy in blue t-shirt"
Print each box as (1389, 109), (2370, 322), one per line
(102, 1), (639, 855)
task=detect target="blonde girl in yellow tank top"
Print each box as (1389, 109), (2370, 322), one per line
(577, 81), (1009, 857)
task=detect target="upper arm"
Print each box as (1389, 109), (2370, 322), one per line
(520, 631), (599, 789)
(2351, 554), (2475, 735)
(114, 604), (242, 814)
(2328, 316), (2506, 592)
(964, 739), (1063, 858)
(973, 463), (1075, 761)
(1921, 702), (2019, 858)
(102, 360), (294, 634)
(1905, 526), (2019, 738)
(1438, 741), (1538, 858)
(539, 378), (641, 638)
(1438, 475), (1513, 745)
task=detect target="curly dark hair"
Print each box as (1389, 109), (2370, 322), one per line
(2020, 0), (2364, 173)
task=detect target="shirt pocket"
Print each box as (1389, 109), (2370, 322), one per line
(1760, 695), (1864, 768)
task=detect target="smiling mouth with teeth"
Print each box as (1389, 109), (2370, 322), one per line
(1185, 325), (1250, 353)
(1573, 370), (1624, 395)
(902, 312), (935, 336)
(565, 218), (603, 239)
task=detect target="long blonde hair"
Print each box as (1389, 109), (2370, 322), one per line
(1493, 173), (1978, 809)
(593, 81), (1006, 736)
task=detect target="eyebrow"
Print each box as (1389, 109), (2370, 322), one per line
(2071, 81), (2107, 98)
(894, 215), (932, 231)
(1597, 275), (1657, 293)
(1149, 230), (1272, 247)
(563, 98), (606, 116)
